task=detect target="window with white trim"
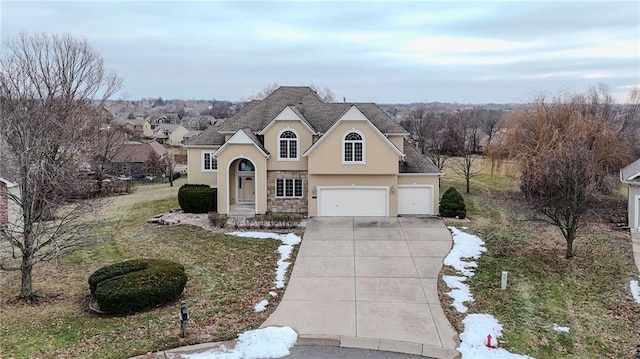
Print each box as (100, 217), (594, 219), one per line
(278, 130), (299, 160)
(202, 151), (217, 171)
(275, 179), (303, 198)
(343, 131), (364, 163)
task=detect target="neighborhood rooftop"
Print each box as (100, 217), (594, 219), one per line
(621, 158), (640, 182)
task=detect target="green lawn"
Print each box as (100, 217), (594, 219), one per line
(440, 157), (640, 358)
(0, 178), (286, 359)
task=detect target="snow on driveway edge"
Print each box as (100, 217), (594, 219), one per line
(229, 232), (301, 312)
(445, 227), (533, 359)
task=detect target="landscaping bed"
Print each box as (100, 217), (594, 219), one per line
(0, 179), (290, 358)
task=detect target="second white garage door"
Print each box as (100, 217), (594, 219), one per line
(318, 187), (388, 216)
(398, 186), (433, 215)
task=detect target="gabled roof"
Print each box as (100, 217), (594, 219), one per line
(112, 117), (148, 126)
(154, 123), (184, 133)
(112, 141), (167, 163)
(400, 140), (442, 174)
(621, 158), (640, 184)
(215, 86), (407, 138)
(0, 178), (18, 188)
(258, 106), (317, 135)
(303, 105), (404, 157)
(212, 129), (269, 158)
(183, 121), (226, 146)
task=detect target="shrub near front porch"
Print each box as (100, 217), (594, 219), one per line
(178, 184), (217, 213)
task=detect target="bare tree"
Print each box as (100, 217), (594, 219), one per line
(142, 150), (166, 178)
(250, 82), (280, 100)
(402, 104), (450, 172)
(501, 89), (632, 259)
(88, 122), (128, 193)
(309, 85), (335, 103)
(481, 109), (502, 146)
(521, 143), (597, 259)
(451, 110), (484, 193)
(0, 33), (121, 300)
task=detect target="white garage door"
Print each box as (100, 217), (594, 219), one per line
(318, 187), (387, 216)
(398, 186), (433, 215)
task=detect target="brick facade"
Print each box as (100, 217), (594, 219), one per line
(266, 170), (308, 215)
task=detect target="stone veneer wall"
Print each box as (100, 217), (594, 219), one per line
(266, 170), (308, 215)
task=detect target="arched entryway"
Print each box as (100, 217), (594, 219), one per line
(228, 157), (256, 215)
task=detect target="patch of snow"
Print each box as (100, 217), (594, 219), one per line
(442, 275), (474, 313)
(552, 324), (570, 333)
(444, 228), (535, 358)
(461, 226), (469, 229)
(230, 231), (302, 304)
(269, 291), (277, 297)
(182, 326), (297, 359)
(459, 314), (533, 359)
(444, 227), (486, 277)
(254, 299), (268, 312)
(442, 227), (486, 313)
(630, 280), (640, 304)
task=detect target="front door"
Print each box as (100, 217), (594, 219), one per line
(238, 175), (255, 202)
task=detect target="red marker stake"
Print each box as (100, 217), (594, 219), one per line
(486, 334), (492, 347)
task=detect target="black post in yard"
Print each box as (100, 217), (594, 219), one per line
(180, 299), (189, 338)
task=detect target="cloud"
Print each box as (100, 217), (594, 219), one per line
(1, 1), (638, 103)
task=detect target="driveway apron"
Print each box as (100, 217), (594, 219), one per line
(262, 217), (460, 359)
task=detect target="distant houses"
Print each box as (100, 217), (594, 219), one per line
(111, 142), (168, 177)
(152, 124), (189, 146)
(111, 117), (153, 138)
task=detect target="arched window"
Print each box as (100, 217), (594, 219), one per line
(278, 130), (299, 160)
(238, 158), (254, 172)
(343, 131), (364, 163)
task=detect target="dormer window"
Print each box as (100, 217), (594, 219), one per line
(278, 129), (299, 161)
(342, 131), (365, 164)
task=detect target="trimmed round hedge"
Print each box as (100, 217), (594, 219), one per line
(88, 259), (187, 314)
(178, 184), (217, 213)
(439, 186), (467, 219)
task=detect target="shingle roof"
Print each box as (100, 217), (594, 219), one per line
(154, 123), (182, 133)
(183, 122), (226, 146)
(112, 142), (167, 163)
(400, 139), (442, 174)
(217, 86), (407, 135)
(241, 128), (269, 156)
(112, 117), (147, 126)
(621, 157), (640, 183)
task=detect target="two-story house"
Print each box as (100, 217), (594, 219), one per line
(112, 117), (153, 138)
(153, 124), (189, 146)
(183, 86), (442, 217)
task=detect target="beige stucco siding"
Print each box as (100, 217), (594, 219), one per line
(388, 135), (404, 152)
(629, 184), (640, 231)
(307, 122), (401, 174)
(186, 147), (218, 186)
(398, 174), (440, 215)
(263, 121), (313, 171)
(307, 174), (398, 216)
(215, 144), (268, 215)
(143, 122), (153, 137)
(169, 127), (189, 146)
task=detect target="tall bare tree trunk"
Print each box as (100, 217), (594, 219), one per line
(19, 260), (33, 299)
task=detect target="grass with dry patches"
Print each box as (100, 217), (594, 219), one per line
(439, 157), (640, 358)
(0, 178), (286, 358)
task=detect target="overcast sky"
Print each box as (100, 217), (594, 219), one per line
(2, 1), (638, 103)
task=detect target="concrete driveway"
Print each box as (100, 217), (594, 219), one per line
(262, 217), (459, 359)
